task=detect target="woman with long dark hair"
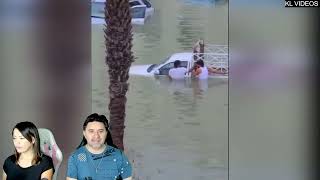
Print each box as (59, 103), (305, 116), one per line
(2, 121), (54, 180)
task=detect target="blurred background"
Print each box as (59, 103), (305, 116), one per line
(229, 1), (316, 180)
(0, 0), (91, 179)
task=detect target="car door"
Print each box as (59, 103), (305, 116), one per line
(158, 61), (188, 76)
(158, 62), (174, 75)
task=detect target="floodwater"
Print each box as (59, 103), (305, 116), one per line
(0, 0), (228, 179)
(92, 0), (228, 179)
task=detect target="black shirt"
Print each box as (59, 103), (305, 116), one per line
(3, 154), (55, 180)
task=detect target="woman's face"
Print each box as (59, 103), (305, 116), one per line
(12, 128), (35, 154)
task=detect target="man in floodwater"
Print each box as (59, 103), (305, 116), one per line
(191, 60), (209, 80)
(168, 60), (187, 80)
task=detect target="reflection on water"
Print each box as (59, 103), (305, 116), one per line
(158, 77), (228, 118)
(155, 77), (227, 95)
(122, 77), (228, 180)
(92, 0), (228, 179)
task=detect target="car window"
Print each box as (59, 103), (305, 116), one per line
(147, 64), (157, 73)
(158, 62), (174, 75)
(129, 1), (142, 7)
(141, 0), (152, 8)
(131, 6), (146, 18)
(159, 55), (171, 65)
(157, 61), (188, 75)
(180, 61), (188, 68)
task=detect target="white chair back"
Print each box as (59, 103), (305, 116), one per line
(38, 128), (63, 180)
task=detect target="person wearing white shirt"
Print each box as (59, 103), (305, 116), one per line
(168, 60), (187, 80)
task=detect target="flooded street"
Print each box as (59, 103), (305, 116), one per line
(92, 0), (228, 179)
(0, 0), (228, 179)
(0, 1), (312, 180)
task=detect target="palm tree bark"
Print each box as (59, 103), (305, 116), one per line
(104, 0), (134, 150)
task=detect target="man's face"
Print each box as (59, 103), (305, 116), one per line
(83, 121), (107, 150)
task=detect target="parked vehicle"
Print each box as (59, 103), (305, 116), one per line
(91, 0), (155, 25)
(129, 45), (228, 79)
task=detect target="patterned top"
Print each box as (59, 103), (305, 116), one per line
(67, 145), (132, 180)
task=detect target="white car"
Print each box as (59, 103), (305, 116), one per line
(91, 0), (154, 25)
(129, 52), (228, 79)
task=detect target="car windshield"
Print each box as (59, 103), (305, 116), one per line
(159, 55), (171, 65)
(147, 64), (157, 72)
(129, 1), (141, 7)
(141, 0), (152, 8)
(146, 55), (172, 73)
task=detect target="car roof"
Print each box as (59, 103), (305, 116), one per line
(167, 52), (193, 63)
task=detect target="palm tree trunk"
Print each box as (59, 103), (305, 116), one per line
(104, 0), (134, 150)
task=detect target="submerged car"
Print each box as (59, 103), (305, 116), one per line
(129, 46), (228, 79)
(91, 0), (155, 25)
